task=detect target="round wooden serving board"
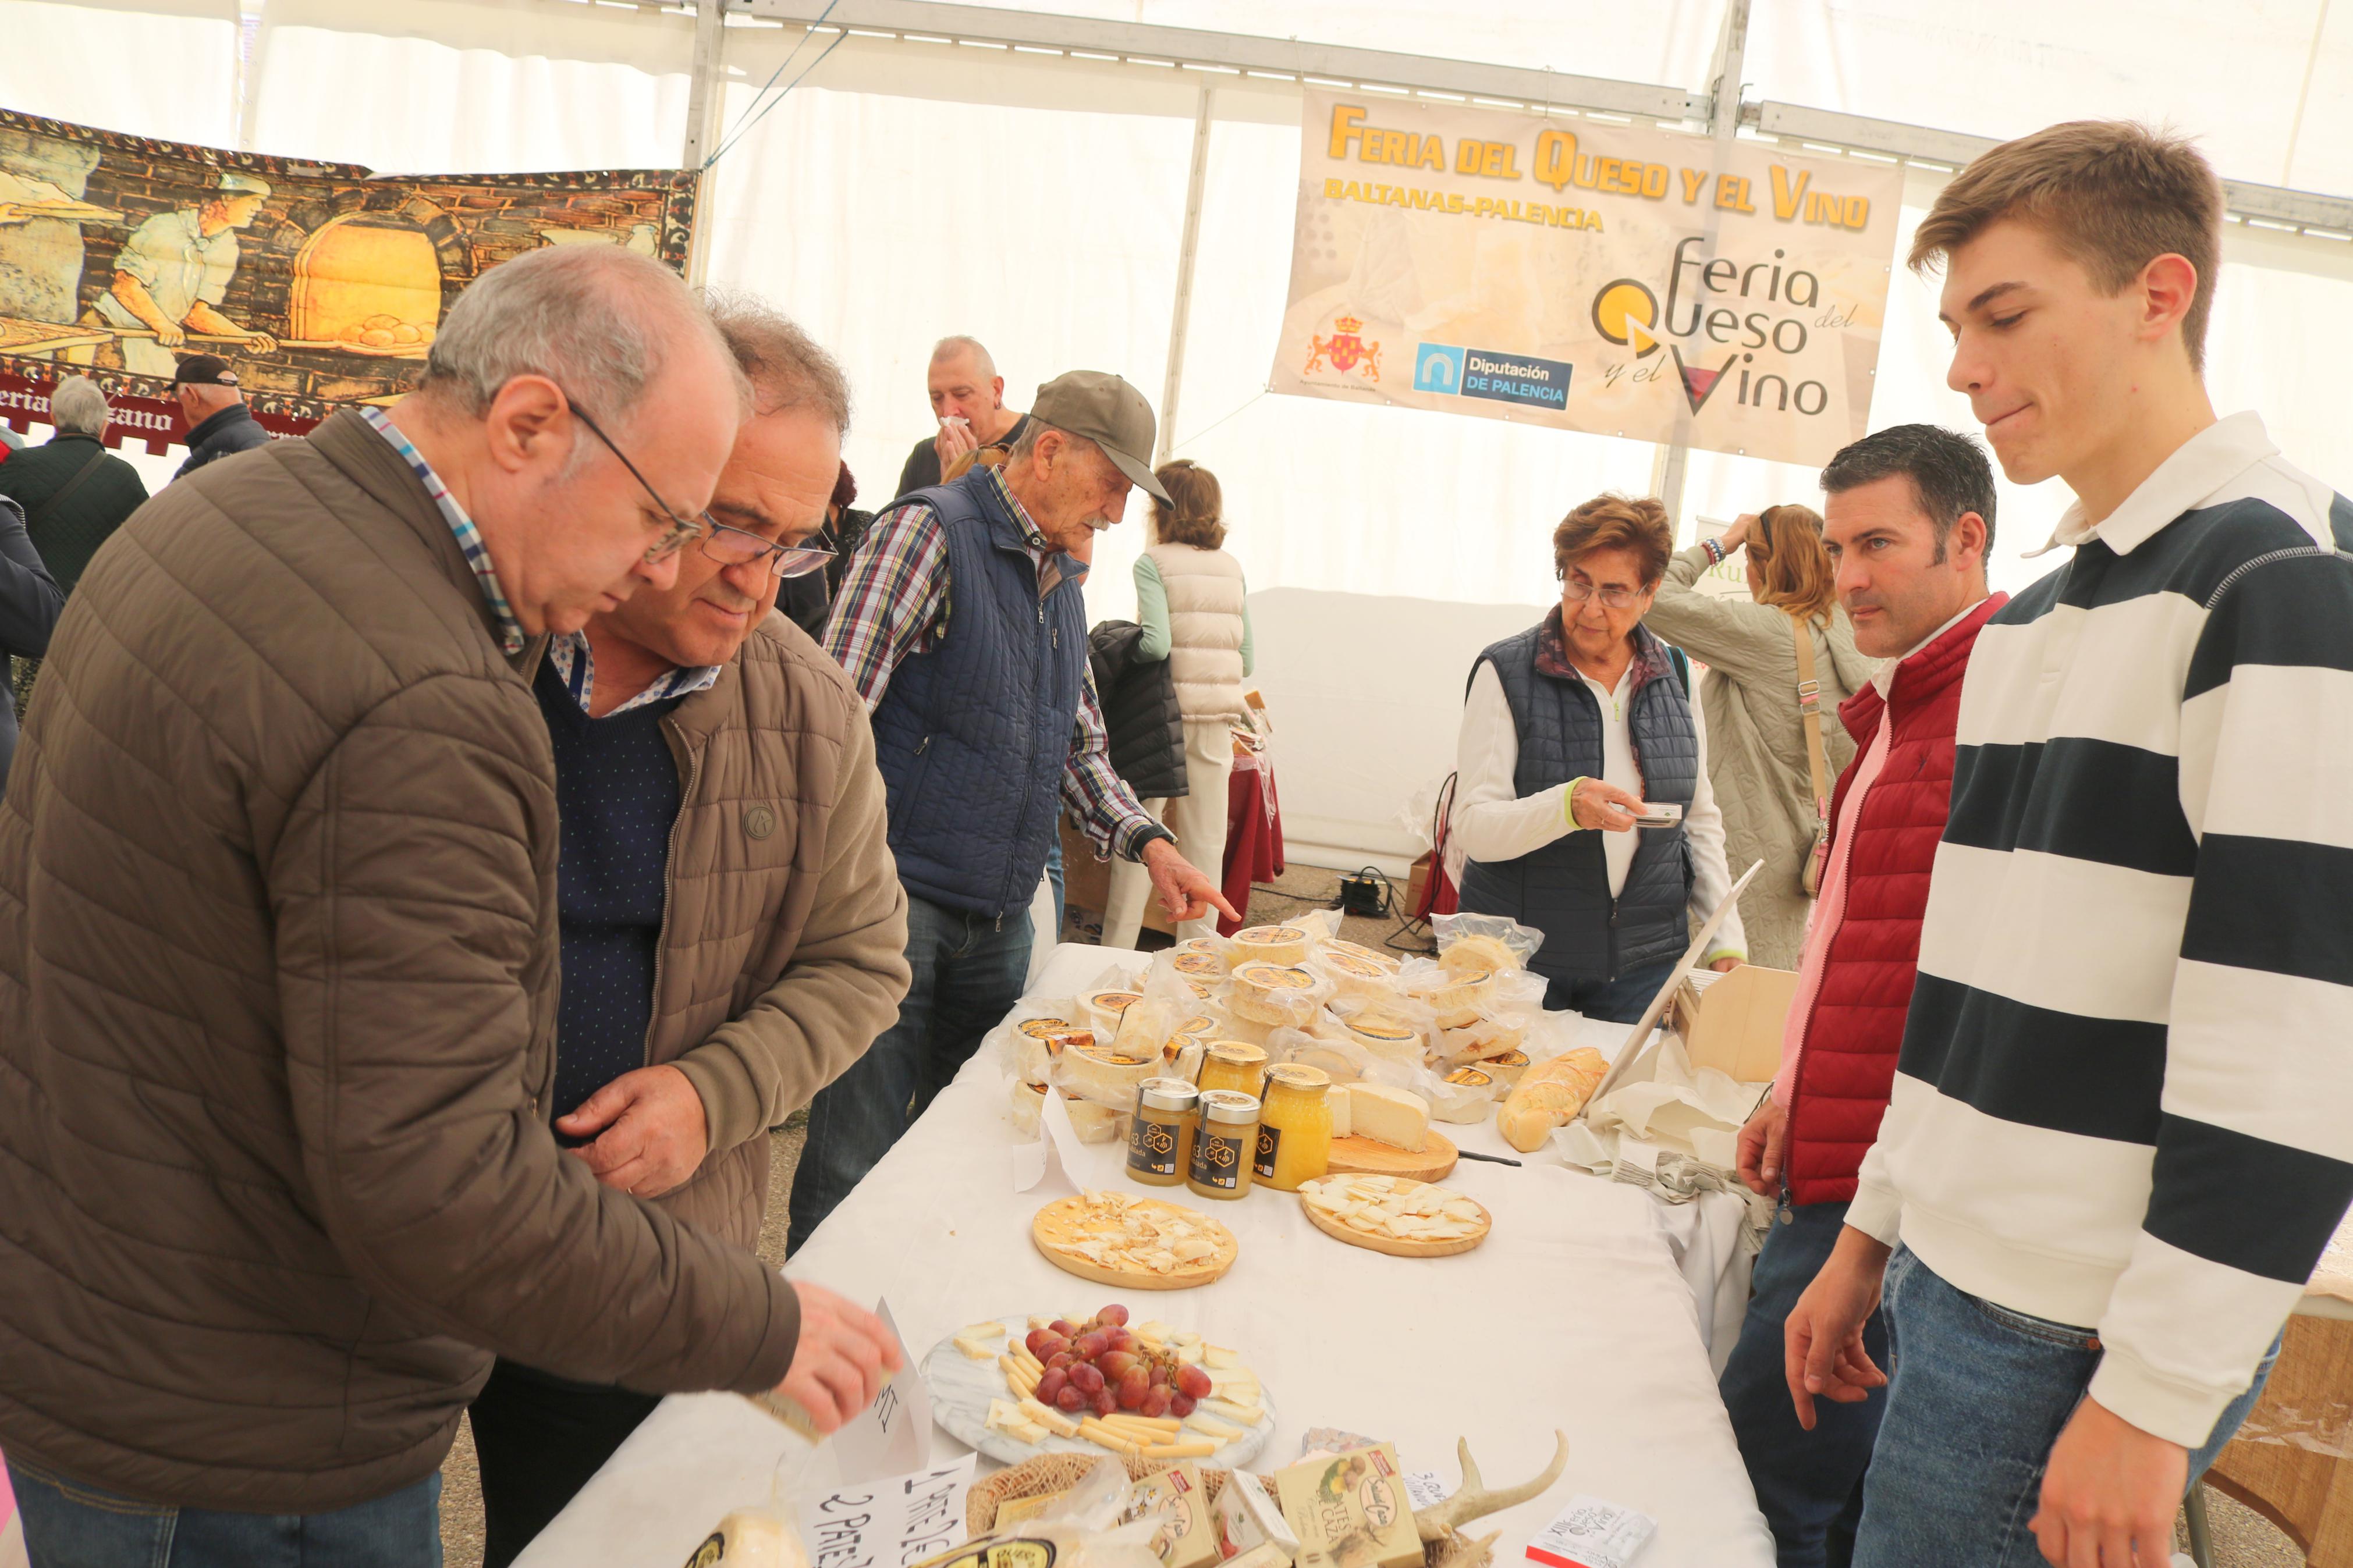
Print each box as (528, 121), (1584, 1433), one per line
(1323, 1130), (1458, 1182)
(1301, 1189), (1491, 1258)
(1030, 1194), (1238, 1290)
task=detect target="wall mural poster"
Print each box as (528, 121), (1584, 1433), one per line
(1271, 90), (1905, 468)
(0, 108), (697, 451)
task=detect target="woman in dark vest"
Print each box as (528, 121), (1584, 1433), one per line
(1449, 493), (1746, 1021)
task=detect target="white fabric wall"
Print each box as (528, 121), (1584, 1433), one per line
(17, 0), (2353, 869)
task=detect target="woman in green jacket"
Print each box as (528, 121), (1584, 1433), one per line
(1642, 505), (1875, 969)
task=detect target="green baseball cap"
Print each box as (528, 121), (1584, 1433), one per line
(1030, 371), (1169, 503)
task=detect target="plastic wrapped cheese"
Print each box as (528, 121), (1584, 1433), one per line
(1080, 990), (1145, 1038)
(1229, 925), (1311, 966)
(1313, 948), (1396, 1002)
(1056, 1037), (1160, 1106)
(1323, 938), (1401, 975)
(1429, 1064), (1498, 1122)
(682, 1506), (808, 1568)
(1227, 963), (1323, 1026)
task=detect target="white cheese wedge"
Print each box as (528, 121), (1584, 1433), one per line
(1203, 1345), (1243, 1369)
(1201, 1395), (1262, 1424)
(1185, 1411), (1244, 1441)
(1346, 1082), (1431, 1154)
(959, 1320), (1007, 1341)
(953, 1334), (1000, 1360)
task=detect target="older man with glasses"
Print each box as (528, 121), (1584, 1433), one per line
(0, 247), (902, 1567)
(464, 293), (913, 1567)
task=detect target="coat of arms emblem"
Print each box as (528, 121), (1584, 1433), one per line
(1305, 315), (1381, 382)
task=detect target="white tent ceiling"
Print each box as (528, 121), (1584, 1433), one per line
(9, 0), (2353, 865)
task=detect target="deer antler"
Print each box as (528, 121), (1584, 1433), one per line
(1415, 1432), (1569, 1541)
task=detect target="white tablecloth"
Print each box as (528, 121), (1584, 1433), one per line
(519, 944), (1774, 1568)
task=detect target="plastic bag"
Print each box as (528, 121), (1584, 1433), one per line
(918, 1461), (1163, 1568)
(1322, 992), (1436, 1069)
(1224, 962), (1332, 1030)
(1429, 911), (1546, 973)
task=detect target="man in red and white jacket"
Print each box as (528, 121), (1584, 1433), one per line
(1717, 424), (2004, 1568)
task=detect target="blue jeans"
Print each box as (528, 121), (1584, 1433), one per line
(1542, 957), (1678, 1025)
(1852, 1245), (2280, 1567)
(8, 1458), (440, 1567)
(1720, 1199), (1887, 1568)
(1045, 838), (1066, 943)
(786, 891), (1034, 1253)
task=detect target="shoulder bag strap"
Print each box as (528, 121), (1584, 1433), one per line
(26, 445), (109, 530)
(1791, 612), (1831, 816)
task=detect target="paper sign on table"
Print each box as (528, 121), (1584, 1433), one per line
(802, 1453), (977, 1568)
(1525, 1496), (1656, 1568)
(1404, 1471), (1450, 1512)
(1012, 1086), (1086, 1196)
(828, 1300), (931, 1485)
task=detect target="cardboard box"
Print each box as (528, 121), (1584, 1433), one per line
(1132, 1463), (1220, 1568)
(1669, 963), (1798, 1085)
(1272, 1445), (1422, 1568)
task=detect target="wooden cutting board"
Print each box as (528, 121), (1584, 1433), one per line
(1301, 1185), (1492, 1258)
(1030, 1194), (1238, 1290)
(1323, 1130), (1458, 1182)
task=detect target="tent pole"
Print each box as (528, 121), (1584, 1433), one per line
(1156, 85), (1213, 465)
(1655, 0), (1750, 532)
(682, 0), (729, 286)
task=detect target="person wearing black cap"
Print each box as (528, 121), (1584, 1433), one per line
(169, 354), (270, 478)
(789, 370), (1240, 1250)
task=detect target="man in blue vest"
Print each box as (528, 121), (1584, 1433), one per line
(791, 371), (1237, 1248)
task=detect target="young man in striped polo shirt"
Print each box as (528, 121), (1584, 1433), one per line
(1786, 121), (2353, 1567)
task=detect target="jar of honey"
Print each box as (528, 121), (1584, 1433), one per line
(1195, 1041), (1269, 1098)
(1254, 1064), (1334, 1190)
(1126, 1078), (1199, 1188)
(1186, 1090), (1261, 1201)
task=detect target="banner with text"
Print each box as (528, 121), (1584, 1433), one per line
(1270, 91), (1904, 467)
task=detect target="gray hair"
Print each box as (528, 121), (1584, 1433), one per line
(49, 376), (109, 438)
(418, 246), (748, 437)
(931, 334), (996, 379)
(1006, 418), (1100, 468)
(701, 289), (852, 433)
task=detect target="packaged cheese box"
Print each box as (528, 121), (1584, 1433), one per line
(1272, 1444), (1422, 1568)
(1131, 1462), (1221, 1568)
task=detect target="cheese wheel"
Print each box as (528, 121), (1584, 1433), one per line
(1340, 1010), (1422, 1060)
(1428, 1065), (1496, 1123)
(1439, 1014), (1527, 1066)
(1496, 1047), (1608, 1153)
(1440, 932), (1524, 976)
(1227, 962), (1319, 1024)
(1324, 938), (1401, 974)
(1420, 966), (1493, 1030)
(1482, 1048), (1532, 1086)
(1229, 925), (1310, 966)
(698, 1507), (808, 1568)
(1056, 1037), (1159, 1104)
(1080, 989), (1144, 1036)
(1316, 948), (1397, 1001)
(1172, 951), (1225, 982)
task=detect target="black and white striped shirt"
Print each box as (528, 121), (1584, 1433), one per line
(1850, 412), (2353, 1447)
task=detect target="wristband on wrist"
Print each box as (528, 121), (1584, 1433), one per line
(1702, 538), (1724, 566)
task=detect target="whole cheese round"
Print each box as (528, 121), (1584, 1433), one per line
(1482, 1048), (1532, 1086)
(1230, 925), (1311, 966)
(1325, 938), (1402, 973)
(1173, 951), (1225, 980)
(1340, 1011), (1425, 1066)
(1316, 948), (1396, 1001)
(1421, 966), (1493, 1030)
(1018, 1016), (1089, 1044)
(1227, 962), (1319, 1024)
(1439, 933), (1524, 976)
(1079, 989), (1144, 1036)
(1056, 1036), (1160, 1104)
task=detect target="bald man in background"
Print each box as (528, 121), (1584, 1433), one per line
(893, 334), (1029, 497)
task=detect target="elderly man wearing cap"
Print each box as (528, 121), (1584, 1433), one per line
(788, 370), (1238, 1249)
(91, 172), (279, 376)
(168, 353), (271, 476)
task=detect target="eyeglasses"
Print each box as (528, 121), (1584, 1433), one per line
(560, 392), (711, 564)
(1562, 577), (1648, 610)
(700, 517), (836, 581)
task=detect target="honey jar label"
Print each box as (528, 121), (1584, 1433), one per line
(1252, 1122), (1283, 1181)
(1188, 1128), (1248, 1191)
(1128, 1117), (1182, 1178)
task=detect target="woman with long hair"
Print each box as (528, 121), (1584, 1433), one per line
(1642, 504), (1875, 969)
(1101, 458), (1254, 945)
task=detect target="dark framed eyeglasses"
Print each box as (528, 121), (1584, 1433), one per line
(559, 391), (712, 564)
(700, 517), (836, 581)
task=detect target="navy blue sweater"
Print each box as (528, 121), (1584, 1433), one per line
(534, 660), (684, 1129)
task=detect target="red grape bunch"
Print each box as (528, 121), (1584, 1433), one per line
(1023, 1303), (1216, 1421)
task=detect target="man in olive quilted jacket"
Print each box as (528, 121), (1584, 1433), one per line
(0, 246), (899, 1566)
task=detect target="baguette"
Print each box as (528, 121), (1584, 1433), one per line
(1495, 1046), (1609, 1153)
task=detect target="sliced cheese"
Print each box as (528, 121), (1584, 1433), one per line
(1201, 1395), (1262, 1424)
(1346, 1082), (1431, 1154)
(952, 1333), (1000, 1360)
(1021, 1397), (1081, 1438)
(959, 1320), (1008, 1341)
(1185, 1411), (1244, 1441)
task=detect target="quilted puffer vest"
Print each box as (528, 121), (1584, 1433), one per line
(1145, 541), (1248, 720)
(868, 470), (1088, 919)
(1457, 621), (1698, 984)
(1784, 594), (2004, 1205)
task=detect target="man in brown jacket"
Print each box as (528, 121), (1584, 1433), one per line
(0, 246), (899, 1566)
(467, 293), (911, 1565)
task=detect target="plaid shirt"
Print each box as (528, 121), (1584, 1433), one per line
(361, 407), (526, 657)
(824, 467), (1168, 862)
(544, 631), (720, 717)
